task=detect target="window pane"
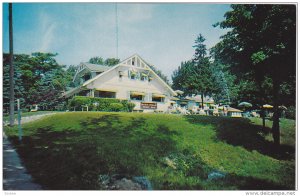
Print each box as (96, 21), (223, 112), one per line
(152, 96), (164, 102)
(130, 94), (144, 101)
(96, 91), (116, 98)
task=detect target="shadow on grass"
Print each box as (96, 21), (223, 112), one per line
(184, 116), (295, 160)
(9, 114), (180, 190)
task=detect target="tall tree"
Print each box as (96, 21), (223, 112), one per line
(172, 34), (216, 107)
(215, 4), (296, 146)
(89, 57), (104, 65)
(192, 34), (216, 108)
(172, 60), (195, 94)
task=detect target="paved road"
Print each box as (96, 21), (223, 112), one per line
(4, 112), (58, 126)
(3, 133), (42, 190)
(2, 113), (59, 190)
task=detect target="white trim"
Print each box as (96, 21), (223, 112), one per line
(72, 62), (93, 82)
(82, 63), (120, 86)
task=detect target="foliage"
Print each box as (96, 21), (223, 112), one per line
(109, 103), (124, 112)
(172, 34), (217, 106)
(68, 96), (92, 109)
(214, 4), (296, 145)
(3, 52), (74, 111)
(89, 56), (104, 65)
(172, 60), (194, 94)
(88, 56), (120, 67)
(125, 102), (136, 112)
(104, 58), (120, 66)
(68, 96), (135, 112)
(4, 113), (295, 190)
(285, 106), (295, 120)
(3, 54), (25, 112)
(148, 64), (170, 86)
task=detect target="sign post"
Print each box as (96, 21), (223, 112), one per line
(17, 99), (22, 141)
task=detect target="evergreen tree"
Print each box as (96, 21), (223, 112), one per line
(215, 4), (296, 146)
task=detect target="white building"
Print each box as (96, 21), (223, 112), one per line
(62, 54), (177, 112)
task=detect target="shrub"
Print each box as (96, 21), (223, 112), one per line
(127, 102), (136, 112)
(109, 103), (124, 112)
(67, 96), (135, 112)
(68, 96), (91, 111)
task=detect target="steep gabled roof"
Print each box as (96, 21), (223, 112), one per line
(84, 63), (111, 72)
(73, 62), (111, 82)
(82, 54), (177, 96)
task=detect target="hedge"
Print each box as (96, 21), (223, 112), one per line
(68, 96), (135, 112)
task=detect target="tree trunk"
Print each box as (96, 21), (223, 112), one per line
(272, 80), (280, 147)
(201, 93), (204, 109)
(262, 108), (266, 131)
(9, 3), (15, 126)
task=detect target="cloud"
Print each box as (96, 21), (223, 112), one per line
(38, 12), (57, 52)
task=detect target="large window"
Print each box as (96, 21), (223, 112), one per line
(95, 91), (116, 98)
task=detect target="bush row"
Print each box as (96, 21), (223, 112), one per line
(68, 96), (135, 112)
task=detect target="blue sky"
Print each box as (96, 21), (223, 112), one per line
(3, 3), (231, 81)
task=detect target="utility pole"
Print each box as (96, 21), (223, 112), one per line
(115, 3), (118, 59)
(9, 3), (15, 126)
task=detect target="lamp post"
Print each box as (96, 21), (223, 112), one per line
(17, 99), (22, 141)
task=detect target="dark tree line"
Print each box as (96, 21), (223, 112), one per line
(3, 53), (76, 112)
(172, 4), (296, 147)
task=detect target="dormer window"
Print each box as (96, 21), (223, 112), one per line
(119, 71), (124, 78)
(141, 73), (148, 81)
(132, 57), (136, 66)
(130, 70), (137, 79)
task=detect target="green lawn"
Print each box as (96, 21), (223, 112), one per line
(4, 112), (295, 190)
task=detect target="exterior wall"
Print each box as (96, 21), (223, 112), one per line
(86, 65), (173, 112)
(228, 111), (242, 117)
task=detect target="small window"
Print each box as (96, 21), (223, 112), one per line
(130, 71), (137, 80)
(152, 96), (165, 102)
(130, 94), (144, 101)
(140, 73), (148, 81)
(84, 74), (91, 81)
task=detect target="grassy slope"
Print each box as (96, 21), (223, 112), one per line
(4, 112), (295, 190)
